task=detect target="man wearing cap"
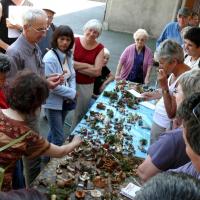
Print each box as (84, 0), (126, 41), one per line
(156, 7), (191, 48)
(38, 7), (56, 57)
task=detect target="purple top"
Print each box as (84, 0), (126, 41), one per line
(148, 128), (190, 170)
(119, 44), (153, 80)
(170, 162), (200, 180)
(127, 48), (144, 83)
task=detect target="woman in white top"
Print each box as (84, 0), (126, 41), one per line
(142, 40), (190, 144)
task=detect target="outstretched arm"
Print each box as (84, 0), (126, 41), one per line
(99, 72), (114, 92)
(137, 155), (161, 183)
(0, 39), (9, 51)
(144, 65), (152, 85)
(115, 62), (123, 80)
(43, 135), (82, 158)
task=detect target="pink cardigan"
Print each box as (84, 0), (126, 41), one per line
(119, 44), (153, 80)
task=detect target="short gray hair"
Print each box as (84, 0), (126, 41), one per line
(179, 69), (200, 98)
(154, 39), (184, 63)
(83, 19), (102, 36)
(133, 29), (149, 40)
(22, 8), (47, 26)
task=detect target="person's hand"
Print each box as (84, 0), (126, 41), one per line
(144, 77), (149, 85)
(157, 69), (168, 90)
(115, 75), (121, 81)
(141, 90), (161, 101)
(59, 74), (65, 84)
(71, 135), (82, 147)
(46, 74), (61, 89)
(172, 118), (182, 129)
(6, 18), (21, 30)
(99, 83), (106, 92)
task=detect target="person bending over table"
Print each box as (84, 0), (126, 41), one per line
(137, 69), (200, 182)
(115, 28), (153, 85)
(71, 19), (104, 130)
(0, 71), (81, 191)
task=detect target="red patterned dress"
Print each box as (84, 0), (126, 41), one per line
(0, 110), (50, 191)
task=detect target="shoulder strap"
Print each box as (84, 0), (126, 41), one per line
(0, 130), (32, 152)
(52, 49), (63, 71)
(184, 54), (188, 59)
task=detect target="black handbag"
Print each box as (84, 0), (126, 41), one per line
(62, 98), (77, 111)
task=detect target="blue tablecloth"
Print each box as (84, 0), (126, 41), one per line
(72, 81), (154, 159)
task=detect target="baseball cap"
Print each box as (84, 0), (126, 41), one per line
(35, 1), (56, 14)
(178, 7), (191, 17)
(43, 7), (56, 14)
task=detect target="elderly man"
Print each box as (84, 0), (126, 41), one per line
(6, 8), (47, 78)
(156, 7), (191, 48)
(6, 8), (60, 87)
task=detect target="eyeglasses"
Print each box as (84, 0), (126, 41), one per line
(30, 25), (48, 33)
(192, 102), (200, 124)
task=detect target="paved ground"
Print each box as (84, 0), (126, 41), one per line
(38, 0), (157, 140)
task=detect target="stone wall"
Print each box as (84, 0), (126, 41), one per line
(104, 0), (181, 38)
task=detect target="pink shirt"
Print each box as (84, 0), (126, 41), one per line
(119, 44), (153, 80)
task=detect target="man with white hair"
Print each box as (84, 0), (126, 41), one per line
(6, 8), (48, 78)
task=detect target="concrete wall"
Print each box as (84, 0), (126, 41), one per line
(104, 0), (181, 38)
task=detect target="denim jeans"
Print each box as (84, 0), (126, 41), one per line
(45, 108), (68, 146)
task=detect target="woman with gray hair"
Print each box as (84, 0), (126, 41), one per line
(142, 39), (190, 143)
(71, 19), (104, 129)
(115, 28), (153, 84)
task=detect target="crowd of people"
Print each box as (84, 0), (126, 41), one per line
(0, 1), (200, 199)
